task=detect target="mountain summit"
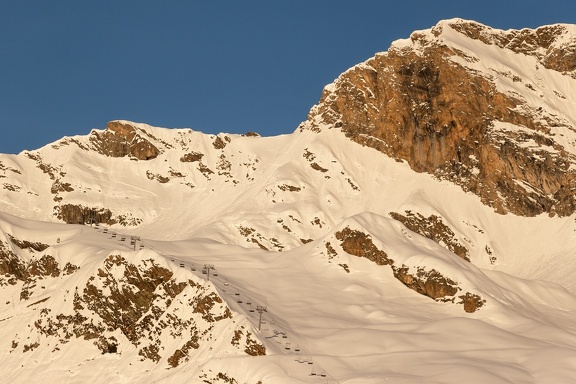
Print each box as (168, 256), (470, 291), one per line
(2, 19), (576, 383)
(301, 18), (576, 217)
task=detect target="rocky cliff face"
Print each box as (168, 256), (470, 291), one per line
(301, 19), (576, 217)
(89, 121), (161, 160)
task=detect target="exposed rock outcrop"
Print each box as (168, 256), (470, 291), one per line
(0, 240), (28, 284)
(390, 211), (469, 261)
(447, 22), (576, 75)
(89, 121), (160, 160)
(9, 235), (49, 252)
(0, 237), (79, 299)
(56, 203), (142, 226)
(335, 227), (391, 266)
(302, 19), (576, 217)
(14, 253), (266, 366)
(180, 151), (204, 162)
(334, 226), (485, 312)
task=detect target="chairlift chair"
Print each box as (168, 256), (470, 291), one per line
(202, 268), (207, 275)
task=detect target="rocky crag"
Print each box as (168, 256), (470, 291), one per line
(301, 18), (576, 217)
(1, 234), (264, 371)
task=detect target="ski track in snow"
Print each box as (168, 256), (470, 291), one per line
(114, 180), (158, 196)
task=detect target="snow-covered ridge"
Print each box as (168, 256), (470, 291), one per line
(303, 17), (576, 220)
(3, 116), (576, 283)
(392, 18), (576, 58)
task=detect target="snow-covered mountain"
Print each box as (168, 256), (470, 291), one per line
(302, 18), (576, 217)
(2, 19), (576, 383)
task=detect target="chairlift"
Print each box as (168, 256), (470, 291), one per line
(202, 268), (207, 275)
(212, 270), (218, 276)
(179, 263), (185, 268)
(249, 308), (255, 313)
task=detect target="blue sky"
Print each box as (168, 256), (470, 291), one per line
(1, 1), (575, 154)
